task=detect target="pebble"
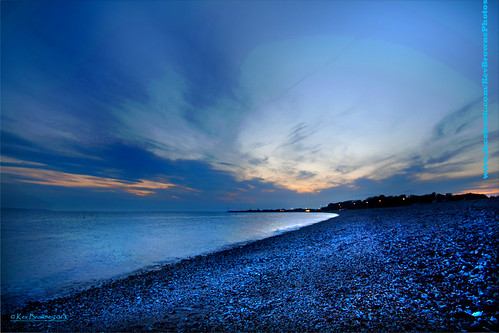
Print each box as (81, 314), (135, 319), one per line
(2, 198), (498, 332)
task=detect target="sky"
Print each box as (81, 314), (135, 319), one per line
(1, 0), (498, 211)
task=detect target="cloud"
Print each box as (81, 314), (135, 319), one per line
(109, 35), (491, 196)
(1, 156), (47, 167)
(3, 1), (496, 211)
(113, 66), (242, 165)
(432, 99), (481, 140)
(221, 36), (484, 192)
(1, 166), (196, 196)
(408, 100), (499, 181)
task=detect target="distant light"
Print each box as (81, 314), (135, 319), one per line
(305, 209), (311, 212)
(403, 198), (405, 200)
(379, 199), (381, 202)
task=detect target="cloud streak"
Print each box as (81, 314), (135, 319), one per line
(221, 36), (490, 192)
(107, 34), (496, 195)
(1, 1), (498, 210)
(2, 166), (196, 197)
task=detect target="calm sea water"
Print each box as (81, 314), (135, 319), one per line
(1, 209), (336, 310)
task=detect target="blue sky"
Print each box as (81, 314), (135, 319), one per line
(1, 0), (498, 211)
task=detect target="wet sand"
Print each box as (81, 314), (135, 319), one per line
(2, 198), (498, 332)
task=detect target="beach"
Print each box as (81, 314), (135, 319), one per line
(2, 198), (498, 332)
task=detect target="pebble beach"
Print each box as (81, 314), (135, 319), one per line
(2, 198), (498, 332)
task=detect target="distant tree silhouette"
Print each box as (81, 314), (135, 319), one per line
(230, 192), (489, 213)
(320, 192), (488, 211)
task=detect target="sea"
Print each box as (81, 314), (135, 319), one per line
(1, 209), (337, 311)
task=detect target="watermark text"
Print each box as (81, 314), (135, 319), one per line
(482, 0), (489, 179)
(10, 312), (68, 322)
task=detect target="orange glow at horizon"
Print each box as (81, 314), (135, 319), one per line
(455, 188), (499, 197)
(454, 181), (499, 197)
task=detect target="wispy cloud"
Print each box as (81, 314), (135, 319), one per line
(109, 35), (494, 195)
(1, 166), (197, 196)
(1, 156), (47, 167)
(221, 36), (487, 192)
(3, 0), (497, 211)
(408, 100), (498, 181)
(5, 34), (494, 198)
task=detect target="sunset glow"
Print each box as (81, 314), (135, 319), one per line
(1, 0), (497, 210)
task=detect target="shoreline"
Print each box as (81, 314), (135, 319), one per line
(2, 199), (498, 332)
(1, 212), (337, 314)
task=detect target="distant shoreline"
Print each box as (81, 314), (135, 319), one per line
(228, 209), (322, 213)
(229, 192), (491, 213)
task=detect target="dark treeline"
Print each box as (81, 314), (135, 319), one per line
(320, 192), (489, 212)
(229, 192), (490, 213)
